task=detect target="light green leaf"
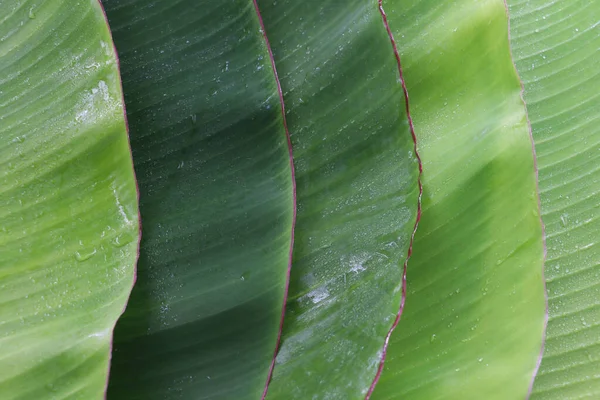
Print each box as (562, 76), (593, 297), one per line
(102, 1), (294, 399)
(508, 0), (600, 398)
(256, 1), (419, 399)
(369, 0), (546, 399)
(0, 0), (138, 399)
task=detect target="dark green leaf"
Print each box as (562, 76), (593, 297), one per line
(256, 0), (419, 398)
(103, 1), (294, 399)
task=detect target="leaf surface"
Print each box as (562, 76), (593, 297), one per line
(255, 1), (420, 398)
(0, 1), (138, 398)
(105, 0), (420, 398)
(102, 1), (295, 399)
(369, 0), (546, 399)
(507, 0), (600, 398)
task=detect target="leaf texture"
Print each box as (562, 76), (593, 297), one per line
(104, 0), (419, 399)
(369, 0), (547, 398)
(256, 0), (419, 398)
(0, 1), (138, 398)
(507, 0), (600, 398)
(103, 0), (294, 399)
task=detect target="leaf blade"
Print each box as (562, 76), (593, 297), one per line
(0, 0), (139, 398)
(369, 0), (546, 398)
(255, 1), (420, 398)
(507, 0), (600, 397)
(103, 1), (295, 398)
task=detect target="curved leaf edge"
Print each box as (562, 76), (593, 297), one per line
(95, 1), (142, 398)
(250, 1), (298, 399)
(502, 0), (549, 397)
(364, 1), (424, 398)
(363, 0), (549, 398)
(91, 0), (547, 398)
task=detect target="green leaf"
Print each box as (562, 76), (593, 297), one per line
(507, 1), (600, 398)
(0, 1), (138, 399)
(369, 0), (546, 399)
(102, 1), (294, 399)
(255, 1), (419, 398)
(104, 0), (419, 398)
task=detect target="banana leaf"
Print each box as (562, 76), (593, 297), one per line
(507, 0), (600, 398)
(102, 0), (419, 398)
(6, 0), (599, 398)
(255, 0), (419, 398)
(369, 0), (547, 398)
(102, 0), (294, 398)
(0, 1), (138, 398)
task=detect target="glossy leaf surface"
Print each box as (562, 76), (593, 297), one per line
(257, 0), (419, 398)
(104, 0), (419, 398)
(103, 0), (294, 399)
(508, 0), (600, 398)
(0, 1), (138, 398)
(370, 0), (546, 399)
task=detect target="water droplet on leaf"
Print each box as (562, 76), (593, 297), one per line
(75, 249), (96, 261)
